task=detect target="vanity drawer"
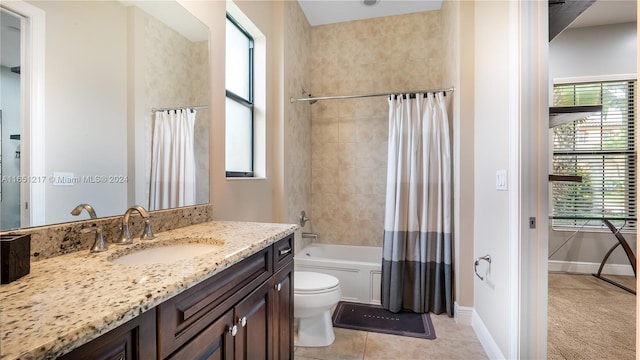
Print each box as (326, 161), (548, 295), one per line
(273, 234), (294, 271)
(157, 246), (273, 358)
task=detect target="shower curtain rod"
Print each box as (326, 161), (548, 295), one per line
(289, 87), (455, 103)
(151, 105), (208, 113)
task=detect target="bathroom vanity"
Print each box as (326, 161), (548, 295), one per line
(0, 221), (296, 359)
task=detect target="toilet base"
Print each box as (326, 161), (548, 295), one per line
(295, 311), (335, 347)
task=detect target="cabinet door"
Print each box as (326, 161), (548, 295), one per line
(166, 309), (235, 360)
(271, 262), (293, 360)
(59, 310), (156, 360)
(157, 247), (272, 358)
(234, 280), (271, 360)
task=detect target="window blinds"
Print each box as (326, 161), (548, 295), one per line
(552, 80), (637, 230)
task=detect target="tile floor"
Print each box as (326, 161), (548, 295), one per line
(294, 313), (487, 360)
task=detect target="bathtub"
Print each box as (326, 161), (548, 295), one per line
(294, 243), (382, 305)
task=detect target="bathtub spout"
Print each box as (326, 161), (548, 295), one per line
(302, 232), (318, 240)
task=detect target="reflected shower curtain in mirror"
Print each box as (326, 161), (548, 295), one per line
(149, 109), (196, 211)
(381, 92), (453, 316)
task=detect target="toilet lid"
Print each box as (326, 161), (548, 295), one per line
(295, 272), (340, 292)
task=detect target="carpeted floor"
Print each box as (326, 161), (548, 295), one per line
(548, 273), (636, 360)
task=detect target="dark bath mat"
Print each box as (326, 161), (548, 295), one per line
(332, 301), (436, 340)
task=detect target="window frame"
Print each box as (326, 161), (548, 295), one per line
(551, 78), (637, 232)
(225, 14), (254, 178)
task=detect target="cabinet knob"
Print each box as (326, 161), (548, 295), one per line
(228, 324), (238, 337)
(238, 316), (247, 327)
(275, 283), (282, 291)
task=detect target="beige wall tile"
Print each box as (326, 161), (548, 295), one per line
(283, 1), (312, 228)
(310, 10), (444, 247)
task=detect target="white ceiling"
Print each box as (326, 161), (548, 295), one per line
(298, 0), (636, 28)
(120, 1), (208, 42)
(568, 0), (636, 29)
(297, 0), (442, 26)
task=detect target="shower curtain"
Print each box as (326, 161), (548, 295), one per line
(381, 92), (453, 316)
(149, 109), (196, 211)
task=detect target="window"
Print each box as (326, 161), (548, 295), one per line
(225, 15), (254, 177)
(551, 80), (636, 230)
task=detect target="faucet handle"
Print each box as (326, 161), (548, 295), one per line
(81, 226), (108, 252)
(115, 223), (133, 245)
(300, 211), (311, 227)
(140, 218), (155, 240)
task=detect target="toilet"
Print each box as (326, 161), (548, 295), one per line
(294, 271), (341, 347)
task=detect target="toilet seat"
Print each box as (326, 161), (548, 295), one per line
(295, 272), (340, 294)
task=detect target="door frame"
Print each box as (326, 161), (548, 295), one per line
(509, 0), (548, 358)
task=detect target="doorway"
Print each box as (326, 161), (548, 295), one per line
(0, 10), (22, 229)
(1, 1), (46, 230)
(547, 2), (637, 358)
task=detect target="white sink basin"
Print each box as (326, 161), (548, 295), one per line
(111, 243), (219, 265)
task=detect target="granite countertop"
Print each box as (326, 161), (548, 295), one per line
(0, 221), (298, 360)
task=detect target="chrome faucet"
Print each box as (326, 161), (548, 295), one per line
(115, 205), (155, 245)
(81, 225), (108, 252)
(70, 203), (97, 219)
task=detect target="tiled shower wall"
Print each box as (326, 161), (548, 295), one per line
(284, 1), (313, 250)
(310, 11), (444, 247)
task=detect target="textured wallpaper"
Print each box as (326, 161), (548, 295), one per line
(284, 1), (313, 250)
(309, 11), (443, 247)
(142, 9), (210, 206)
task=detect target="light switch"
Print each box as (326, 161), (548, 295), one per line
(496, 170), (507, 191)
(52, 172), (75, 186)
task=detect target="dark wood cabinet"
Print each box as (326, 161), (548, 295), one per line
(271, 262), (293, 360)
(60, 234), (294, 360)
(165, 309), (235, 360)
(59, 309), (157, 360)
(235, 280), (271, 359)
(160, 233), (294, 360)
(157, 247), (273, 358)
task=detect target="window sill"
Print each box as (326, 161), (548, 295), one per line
(551, 226), (636, 235)
(225, 176), (268, 181)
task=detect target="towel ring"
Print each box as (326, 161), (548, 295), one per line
(474, 255), (492, 281)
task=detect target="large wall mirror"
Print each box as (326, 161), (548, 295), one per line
(0, 0), (210, 231)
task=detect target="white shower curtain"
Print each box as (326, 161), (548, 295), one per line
(381, 92), (453, 316)
(149, 109), (196, 211)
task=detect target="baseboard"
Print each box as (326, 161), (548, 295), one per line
(548, 260), (634, 276)
(472, 310), (505, 360)
(454, 302), (473, 325)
